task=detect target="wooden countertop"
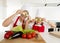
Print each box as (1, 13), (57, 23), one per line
(49, 32), (60, 38)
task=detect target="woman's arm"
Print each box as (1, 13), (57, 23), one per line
(2, 10), (22, 27)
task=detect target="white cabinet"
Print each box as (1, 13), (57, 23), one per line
(20, 0), (60, 3)
(46, 0), (60, 3)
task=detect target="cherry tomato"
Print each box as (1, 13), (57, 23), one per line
(22, 34), (26, 38)
(31, 32), (36, 37)
(27, 33), (32, 39)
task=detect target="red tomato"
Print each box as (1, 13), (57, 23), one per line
(31, 32), (36, 37)
(4, 34), (10, 39)
(27, 33), (32, 39)
(4, 31), (14, 39)
(8, 31), (14, 35)
(22, 34), (26, 38)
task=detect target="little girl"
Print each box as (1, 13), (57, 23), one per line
(32, 17), (44, 32)
(32, 17), (56, 32)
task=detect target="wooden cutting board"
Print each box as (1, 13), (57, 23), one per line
(49, 32), (60, 38)
(0, 34), (46, 43)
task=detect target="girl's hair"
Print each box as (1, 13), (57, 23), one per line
(34, 17), (43, 25)
(34, 22), (43, 25)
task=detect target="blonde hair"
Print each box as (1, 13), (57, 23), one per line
(23, 10), (29, 15)
(35, 17), (43, 22)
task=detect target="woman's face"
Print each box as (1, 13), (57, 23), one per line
(21, 12), (28, 18)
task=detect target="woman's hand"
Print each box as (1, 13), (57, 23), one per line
(15, 10), (23, 14)
(27, 16), (31, 20)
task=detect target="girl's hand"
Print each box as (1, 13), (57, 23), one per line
(42, 18), (48, 22)
(42, 18), (56, 28)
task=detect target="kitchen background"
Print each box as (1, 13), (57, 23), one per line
(0, 0), (60, 43)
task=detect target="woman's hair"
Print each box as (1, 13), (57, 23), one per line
(23, 10), (29, 15)
(21, 10), (29, 17)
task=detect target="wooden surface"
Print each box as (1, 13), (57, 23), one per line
(0, 34), (46, 43)
(49, 32), (60, 38)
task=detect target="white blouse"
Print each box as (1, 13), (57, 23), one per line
(10, 15), (33, 29)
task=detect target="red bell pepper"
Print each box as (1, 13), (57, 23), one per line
(4, 31), (14, 39)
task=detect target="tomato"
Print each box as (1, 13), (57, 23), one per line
(27, 33), (32, 39)
(4, 34), (10, 39)
(4, 31), (14, 39)
(31, 32), (36, 37)
(8, 31), (14, 35)
(22, 34), (26, 38)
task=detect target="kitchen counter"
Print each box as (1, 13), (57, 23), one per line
(0, 19), (60, 43)
(0, 32), (60, 43)
(40, 32), (60, 43)
(49, 32), (60, 38)
(0, 33), (46, 43)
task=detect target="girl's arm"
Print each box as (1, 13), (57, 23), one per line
(42, 18), (56, 28)
(29, 19), (35, 23)
(46, 20), (56, 28)
(2, 10), (22, 27)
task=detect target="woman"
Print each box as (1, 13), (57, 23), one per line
(2, 10), (30, 29)
(3, 10), (31, 39)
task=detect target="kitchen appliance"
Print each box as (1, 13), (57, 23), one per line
(48, 28), (54, 32)
(56, 22), (60, 31)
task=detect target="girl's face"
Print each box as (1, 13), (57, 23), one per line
(35, 17), (43, 24)
(36, 21), (42, 24)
